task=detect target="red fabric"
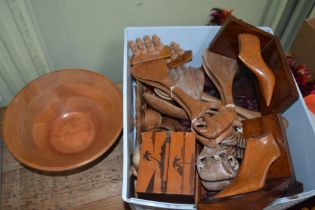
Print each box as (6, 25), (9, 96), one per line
(304, 94), (315, 114)
(287, 56), (315, 97)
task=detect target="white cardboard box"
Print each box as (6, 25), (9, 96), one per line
(122, 26), (315, 210)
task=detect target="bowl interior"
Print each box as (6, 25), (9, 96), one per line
(4, 69), (122, 171)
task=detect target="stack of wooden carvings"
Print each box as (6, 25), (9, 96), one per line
(128, 16), (300, 209)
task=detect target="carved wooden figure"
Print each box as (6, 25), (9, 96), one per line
(136, 132), (196, 201)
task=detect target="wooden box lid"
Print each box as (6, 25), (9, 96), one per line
(136, 131), (196, 203)
(208, 16), (298, 115)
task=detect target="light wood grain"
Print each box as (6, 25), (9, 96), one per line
(0, 82), (129, 210)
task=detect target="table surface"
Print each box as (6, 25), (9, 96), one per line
(0, 105), (130, 210)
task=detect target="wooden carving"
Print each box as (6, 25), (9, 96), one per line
(201, 93), (261, 119)
(154, 66), (205, 101)
(136, 132), (195, 199)
(238, 33), (275, 107)
(168, 66), (205, 100)
(203, 49), (238, 105)
(143, 92), (188, 120)
(208, 15), (298, 114)
(129, 35), (171, 65)
(141, 108), (162, 131)
(131, 59), (240, 146)
(215, 133), (281, 198)
(167, 41), (192, 68)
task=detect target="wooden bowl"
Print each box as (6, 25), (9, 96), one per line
(3, 69), (122, 172)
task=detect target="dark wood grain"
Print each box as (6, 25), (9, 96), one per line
(208, 15), (298, 114)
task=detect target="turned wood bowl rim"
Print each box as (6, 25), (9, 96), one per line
(3, 68), (123, 172)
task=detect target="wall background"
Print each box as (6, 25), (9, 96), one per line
(29, 0), (269, 83)
(0, 0), (314, 106)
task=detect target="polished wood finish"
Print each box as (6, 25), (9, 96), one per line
(215, 133), (281, 198)
(1, 106), (128, 210)
(238, 33), (275, 107)
(208, 15), (298, 114)
(197, 178), (293, 210)
(242, 114), (295, 179)
(3, 69), (123, 172)
(196, 114), (297, 209)
(136, 132), (195, 201)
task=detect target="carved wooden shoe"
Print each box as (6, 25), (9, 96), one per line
(215, 133), (281, 198)
(203, 49), (238, 105)
(238, 34), (276, 106)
